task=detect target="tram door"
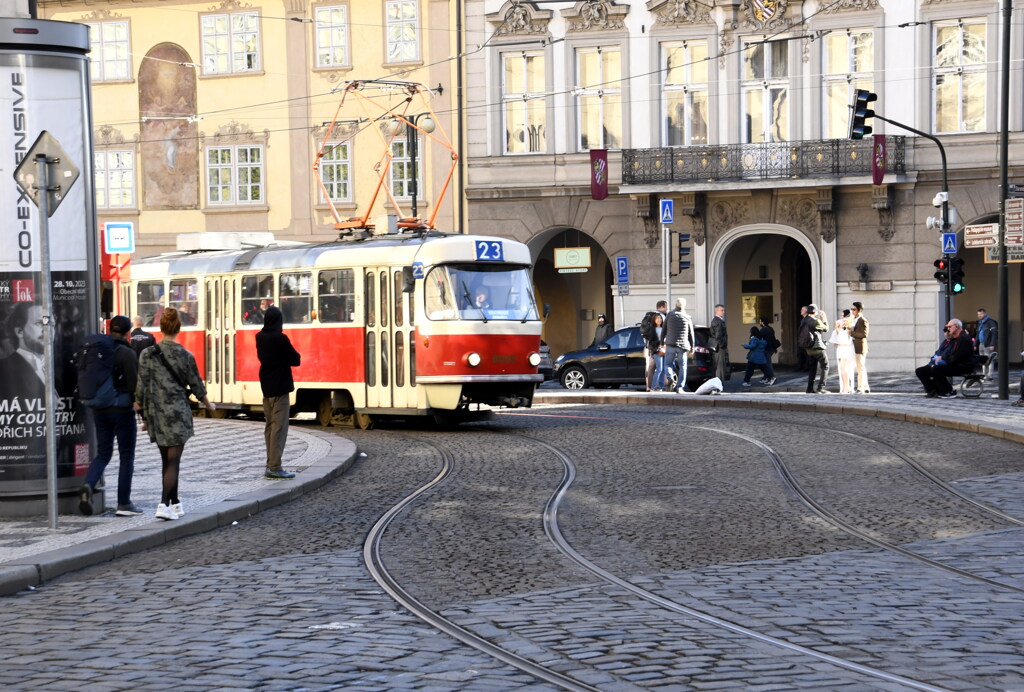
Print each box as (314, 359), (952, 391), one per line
(204, 276), (236, 404)
(364, 268), (414, 410)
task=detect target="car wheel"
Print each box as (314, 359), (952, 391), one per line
(560, 365), (589, 390)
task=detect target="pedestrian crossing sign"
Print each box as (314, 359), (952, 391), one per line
(660, 199), (674, 225)
(942, 233), (957, 254)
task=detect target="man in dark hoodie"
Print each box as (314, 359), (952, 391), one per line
(256, 306), (301, 479)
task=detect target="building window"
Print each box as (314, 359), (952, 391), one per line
(662, 41), (708, 146)
(501, 51), (546, 154)
(206, 145), (264, 205)
(741, 38), (789, 143)
(389, 137), (421, 199)
(385, 0), (419, 63)
(86, 21), (130, 82)
(822, 30), (873, 139)
(95, 150), (135, 209)
(575, 46), (622, 151)
(933, 19), (986, 133)
(319, 141), (352, 202)
(315, 5), (349, 68)
(201, 12), (260, 75)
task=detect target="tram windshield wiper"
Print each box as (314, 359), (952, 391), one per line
(460, 281), (486, 323)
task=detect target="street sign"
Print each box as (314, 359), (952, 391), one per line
(616, 283), (629, 296)
(1008, 233), (1024, 246)
(659, 198), (674, 225)
(13, 130), (80, 218)
(964, 223), (998, 248)
(941, 233), (958, 254)
(103, 222), (135, 254)
(615, 256), (629, 284)
(965, 235), (998, 248)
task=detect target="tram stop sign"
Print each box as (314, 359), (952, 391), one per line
(13, 130), (80, 217)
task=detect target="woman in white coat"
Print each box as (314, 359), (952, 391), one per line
(829, 309), (857, 394)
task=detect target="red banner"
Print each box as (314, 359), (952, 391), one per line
(590, 149), (608, 200)
(872, 134), (886, 185)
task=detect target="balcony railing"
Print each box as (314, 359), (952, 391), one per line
(621, 136), (906, 185)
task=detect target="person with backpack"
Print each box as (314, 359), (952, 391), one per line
(78, 315), (142, 517)
(135, 307), (216, 520)
(798, 304), (830, 394)
(757, 316), (779, 386)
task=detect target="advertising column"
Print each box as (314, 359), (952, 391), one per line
(0, 19), (96, 515)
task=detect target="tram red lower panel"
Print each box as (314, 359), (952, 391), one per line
(235, 327), (365, 383)
(416, 332), (540, 378)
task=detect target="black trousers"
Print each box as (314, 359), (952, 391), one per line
(915, 363), (973, 395)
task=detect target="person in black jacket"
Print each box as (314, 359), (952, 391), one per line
(128, 315), (156, 357)
(916, 318), (976, 398)
(256, 306), (301, 479)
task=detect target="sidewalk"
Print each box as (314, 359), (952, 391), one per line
(0, 418), (357, 597)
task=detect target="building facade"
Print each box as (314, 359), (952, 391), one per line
(465, 0), (1024, 371)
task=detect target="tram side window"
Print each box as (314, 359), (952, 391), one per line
(393, 270), (403, 327)
(280, 272), (313, 324)
(169, 279), (199, 326)
(424, 267), (456, 320)
(379, 271), (389, 328)
(242, 274), (274, 325)
(365, 271), (375, 327)
(317, 269), (354, 323)
(137, 281), (165, 327)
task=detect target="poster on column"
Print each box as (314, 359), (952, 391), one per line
(0, 41), (94, 487)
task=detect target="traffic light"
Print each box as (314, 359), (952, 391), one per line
(933, 257), (949, 286)
(949, 257), (965, 294)
(849, 89), (877, 140)
(678, 232), (691, 272)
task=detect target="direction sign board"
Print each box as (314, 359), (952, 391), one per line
(941, 233), (958, 254)
(659, 198), (674, 225)
(615, 256), (629, 284)
(1007, 233), (1024, 246)
(964, 223), (998, 248)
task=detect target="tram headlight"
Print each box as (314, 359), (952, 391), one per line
(528, 352), (541, 367)
(464, 352), (482, 367)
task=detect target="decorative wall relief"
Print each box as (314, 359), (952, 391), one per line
(709, 199), (748, 240)
(632, 194), (660, 248)
(487, 1), (553, 36)
(678, 192), (707, 246)
(647, 0), (712, 26)
(817, 188), (836, 243)
(561, 0), (629, 32)
(777, 197), (818, 236)
(741, 0), (791, 31)
(139, 43), (199, 210)
(819, 0), (880, 12)
(872, 184), (895, 241)
(95, 125), (137, 147)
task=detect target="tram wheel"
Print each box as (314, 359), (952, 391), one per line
(317, 394), (335, 427)
(354, 411), (374, 430)
(208, 408), (230, 419)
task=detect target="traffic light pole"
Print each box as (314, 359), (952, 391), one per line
(872, 113), (951, 323)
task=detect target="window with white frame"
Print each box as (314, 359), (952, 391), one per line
(201, 12), (260, 75)
(501, 51), (546, 154)
(741, 38), (789, 143)
(319, 140), (352, 202)
(95, 150), (135, 209)
(385, 0), (419, 63)
(933, 18), (986, 133)
(87, 21), (131, 82)
(575, 46), (622, 151)
(315, 5), (349, 68)
(389, 137), (421, 199)
(206, 145), (263, 205)
(822, 29), (873, 139)
(662, 41), (709, 146)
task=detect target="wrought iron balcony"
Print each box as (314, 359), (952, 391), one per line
(621, 136), (906, 185)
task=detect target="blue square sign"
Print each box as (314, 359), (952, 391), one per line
(104, 222), (135, 254)
(659, 198), (674, 225)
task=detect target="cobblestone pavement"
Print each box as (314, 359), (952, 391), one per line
(1, 380), (1023, 690)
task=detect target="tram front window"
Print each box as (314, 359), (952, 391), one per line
(424, 264), (538, 321)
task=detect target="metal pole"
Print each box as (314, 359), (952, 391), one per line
(663, 224), (670, 306)
(36, 154), (60, 530)
(997, 0), (1012, 400)
(409, 119), (418, 218)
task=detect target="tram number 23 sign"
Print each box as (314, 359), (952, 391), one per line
(475, 240), (504, 261)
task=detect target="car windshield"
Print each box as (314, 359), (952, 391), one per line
(424, 263), (539, 321)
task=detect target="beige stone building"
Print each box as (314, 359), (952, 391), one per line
(465, 0), (1023, 373)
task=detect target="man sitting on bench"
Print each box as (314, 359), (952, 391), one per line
(916, 318), (975, 399)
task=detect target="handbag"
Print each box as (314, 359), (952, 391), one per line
(657, 345), (665, 356)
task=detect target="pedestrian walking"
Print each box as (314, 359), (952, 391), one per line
(78, 315), (141, 517)
(643, 311), (666, 391)
(709, 304), (729, 381)
(850, 301), (870, 393)
(590, 313), (613, 347)
(796, 306), (808, 372)
(664, 298), (695, 393)
(128, 315), (156, 357)
(975, 308), (998, 379)
(642, 301), (669, 392)
(134, 307), (216, 520)
(740, 326), (771, 387)
(915, 319), (975, 398)
(798, 304), (830, 393)
(829, 309), (856, 394)
(757, 317), (778, 385)
(256, 306), (301, 480)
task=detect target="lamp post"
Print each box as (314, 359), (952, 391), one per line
(389, 113), (435, 218)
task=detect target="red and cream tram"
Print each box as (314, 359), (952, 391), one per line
(117, 232), (543, 427)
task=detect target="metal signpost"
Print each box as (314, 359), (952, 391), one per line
(660, 199), (673, 305)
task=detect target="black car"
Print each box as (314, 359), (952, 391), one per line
(553, 325), (713, 390)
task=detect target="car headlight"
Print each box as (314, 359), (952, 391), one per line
(464, 352), (482, 367)
(528, 352), (541, 366)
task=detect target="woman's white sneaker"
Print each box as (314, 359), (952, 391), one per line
(171, 502), (184, 519)
(155, 503), (177, 521)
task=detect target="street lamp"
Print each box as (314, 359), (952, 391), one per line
(388, 113), (435, 217)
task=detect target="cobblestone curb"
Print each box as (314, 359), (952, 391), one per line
(0, 427), (357, 597)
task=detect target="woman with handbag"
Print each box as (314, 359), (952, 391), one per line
(134, 307), (216, 520)
(644, 311), (667, 391)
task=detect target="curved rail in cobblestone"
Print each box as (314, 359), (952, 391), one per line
(362, 434), (600, 692)
(696, 425), (1024, 596)
(525, 432), (953, 692)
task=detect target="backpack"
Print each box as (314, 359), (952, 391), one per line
(640, 311), (657, 336)
(74, 334), (131, 409)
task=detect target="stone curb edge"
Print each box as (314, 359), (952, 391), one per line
(0, 429), (358, 598)
(534, 392), (1024, 446)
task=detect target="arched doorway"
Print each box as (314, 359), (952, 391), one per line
(528, 228), (612, 360)
(708, 225), (818, 366)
